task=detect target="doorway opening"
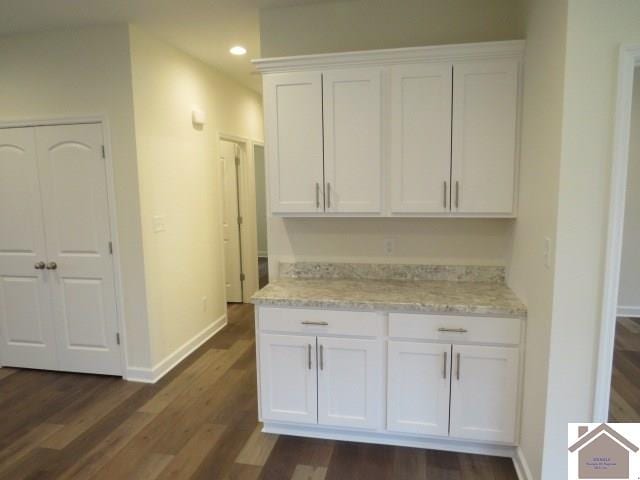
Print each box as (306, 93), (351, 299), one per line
(594, 45), (640, 422)
(253, 143), (269, 288)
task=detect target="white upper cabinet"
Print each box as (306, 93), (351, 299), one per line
(451, 60), (519, 215)
(256, 41), (523, 217)
(390, 64), (453, 213)
(323, 68), (383, 213)
(264, 72), (324, 213)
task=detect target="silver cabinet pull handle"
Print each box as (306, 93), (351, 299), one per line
(326, 182), (331, 209)
(315, 182), (320, 209)
(456, 352), (461, 380)
(437, 327), (468, 333)
(301, 321), (329, 326)
(320, 344), (324, 370)
(308, 344), (312, 370)
(34, 261), (46, 270)
(455, 181), (460, 209)
(443, 181), (447, 208)
(442, 351), (448, 379)
(46, 261), (58, 270)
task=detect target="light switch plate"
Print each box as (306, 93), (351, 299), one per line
(153, 215), (166, 233)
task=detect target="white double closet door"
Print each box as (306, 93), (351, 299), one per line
(0, 123), (121, 375)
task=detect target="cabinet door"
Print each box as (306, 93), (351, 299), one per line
(317, 336), (382, 429)
(451, 60), (519, 215)
(323, 68), (382, 213)
(264, 72), (324, 213)
(0, 127), (58, 369)
(449, 345), (519, 443)
(259, 334), (317, 424)
(390, 64), (452, 213)
(387, 342), (451, 436)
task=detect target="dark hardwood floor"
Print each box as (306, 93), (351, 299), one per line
(0, 303), (517, 479)
(609, 316), (640, 422)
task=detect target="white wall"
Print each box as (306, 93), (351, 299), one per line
(0, 26), (153, 370)
(259, 0), (524, 275)
(618, 69), (640, 314)
(542, 1), (640, 477)
(506, 0), (568, 477)
(254, 145), (268, 257)
(128, 26), (263, 366)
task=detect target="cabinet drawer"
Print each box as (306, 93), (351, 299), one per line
(258, 307), (383, 337)
(389, 313), (520, 345)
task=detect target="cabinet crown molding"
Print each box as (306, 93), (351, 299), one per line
(252, 40), (525, 73)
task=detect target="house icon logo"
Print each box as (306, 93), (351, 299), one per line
(568, 423), (639, 479)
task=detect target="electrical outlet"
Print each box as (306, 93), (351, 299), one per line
(383, 238), (395, 256)
(543, 237), (552, 269)
(202, 296), (207, 312)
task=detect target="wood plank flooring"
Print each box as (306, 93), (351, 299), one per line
(609, 316), (640, 422)
(0, 303), (517, 479)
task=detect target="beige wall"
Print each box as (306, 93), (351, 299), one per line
(542, 1), (640, 477)
(128, 26), (263, 366)
(618, 69), (640, 311)
(259, 0), (524, 274)
(260, 0), (524, 57)
(0, 26), (152, 369)
(506, 0), (567, 477)
(254, 145), (268, 257)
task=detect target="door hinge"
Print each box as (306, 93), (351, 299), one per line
(108, 241), (113, 254)
(116, 333), (121, 345)
(237, 216), (243, 225)
(240, 273), (246, 282)
(101, 145), (106, 159)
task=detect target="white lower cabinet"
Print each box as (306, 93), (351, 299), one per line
(318, 337), (382, 429)
(256, 307), (522, 452)
(259, 334), (318, 424)
(449, 344), (519, 443)
(387, 341), (451, 436)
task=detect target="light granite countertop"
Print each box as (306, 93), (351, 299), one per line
(251, 277), (527, 318)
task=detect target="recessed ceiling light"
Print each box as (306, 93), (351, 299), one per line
(230, 46), (247, 56)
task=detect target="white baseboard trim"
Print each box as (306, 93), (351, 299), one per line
(125, 314), (227, 383)
(617, 306), (640, 317)
(512, 447), (533, 480)
(262, 422), (516, 458)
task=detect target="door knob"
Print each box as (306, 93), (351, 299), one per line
(34, 261), (46, 270)
(46, 261), (58, 270)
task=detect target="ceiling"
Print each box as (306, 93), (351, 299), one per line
(0, 0), (332, 93)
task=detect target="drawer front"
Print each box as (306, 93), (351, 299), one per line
(389, 313), (521, 345)
(259, 307), (384, 337)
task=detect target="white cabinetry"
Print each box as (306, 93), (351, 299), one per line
(263, 72), (324, 213)
(449, 344), (519, 443)
(387, 341), (451, 436)
(255, 306), (523, 456)
(318, 336), (382, 429)
(323, 69), (382, 213)
(259, 333), (318, 424)
(451, 60), (519, 214)
(256, 41), (523, 218)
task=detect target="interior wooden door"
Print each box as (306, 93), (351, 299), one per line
(35, 123), (121, 375)
(390, 63), (453, 213)
(264, 72), (324, 213)
(259, 333), (318, 424)
(323, 68), (383, 213)
(449, 344), (519, 443)
(220, 139), (243, 303)
(317, 336), (383, 429)
(387, 341), (451, 436)
(0, 127), (58, 369)
(451, 59), (519, 215)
